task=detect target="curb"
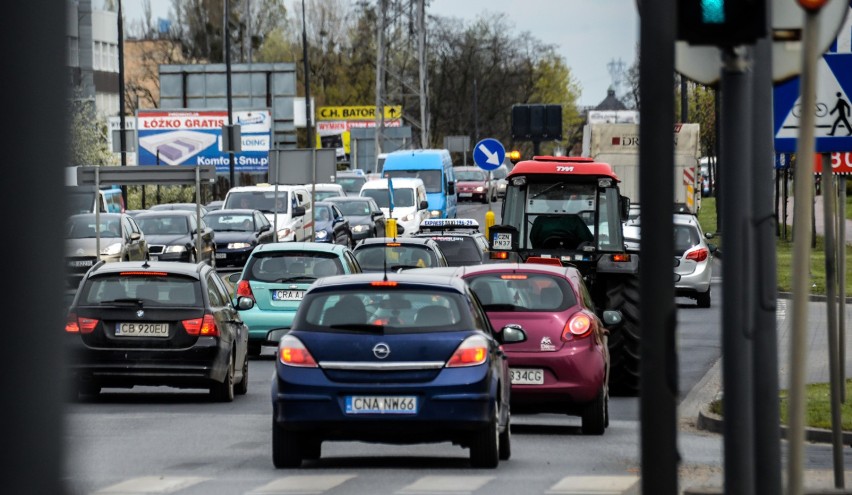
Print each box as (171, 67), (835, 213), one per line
(696, 408), (852, 447)
(777, 292), (852, 303)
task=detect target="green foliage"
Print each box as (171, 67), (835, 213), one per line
(68, 91), (117, 166)
(775, 233), (852, 296)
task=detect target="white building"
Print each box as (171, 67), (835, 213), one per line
(67, 0), (120, 119)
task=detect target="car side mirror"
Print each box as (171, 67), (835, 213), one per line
(130, 232), (141, 241)
(396, 224), (406, 235)
(500, 323), (527, 344)
(620, 196), (630, 222)
(419, 200), (429, 210)
(708, 243), (718, 254)
(372, 211), (383, 219)
(236, 296), (254, 311)
(227, 272), (242, 285)
(293, 205), (306, 217)
(447, 182), (455, 195)
(602, 310), (623, 327)
(705, 232), (715, 239)
(259, 224), (271, 232)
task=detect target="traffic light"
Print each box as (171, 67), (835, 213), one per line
(543, 105), (562, 140)
(512, 104), (562, 141)
(511, 105), (531, 140)
(677, 0), (766, 46)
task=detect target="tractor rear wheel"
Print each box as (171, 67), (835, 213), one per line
(605, 275), (641, 397)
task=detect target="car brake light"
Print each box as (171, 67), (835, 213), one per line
(371, 281), (398, 287)
(685, 248), (708, 262)
(65, 313), (99, 334)
(526, 256), (562, 266)
(119, 271), (168, 276)
(490, 251), (509, 259)
(446, 335), (488, 367)
(183, 314), (219, 336)
(563, 313), (592, 340)
(279, 335), (318, 367)
(611, 254), (631, 263)
(236, 279), (254, 299)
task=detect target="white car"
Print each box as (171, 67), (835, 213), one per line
(222, 184), (314, 242)
(674, 213), (716, 307)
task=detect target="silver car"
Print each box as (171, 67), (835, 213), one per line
(674, 213), (716, 307)
(65, 213), (149, 288)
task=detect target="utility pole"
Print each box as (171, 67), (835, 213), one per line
(375, 0), (386, 164)
(117, 0), (128, 205)
(418, 0), (428, 147)
(225, 0), (236, 189)
(302, 0), (313, 150)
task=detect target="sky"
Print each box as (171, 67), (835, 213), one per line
(120, 0), (639, 108)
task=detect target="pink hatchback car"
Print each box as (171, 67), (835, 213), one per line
(459, 263), (621, 435)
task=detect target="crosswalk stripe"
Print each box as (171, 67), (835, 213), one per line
(545, 475), (639, 495)
(397, 475), (495, 494)
(93, 476), (208, 494)
(248, 475), (356, 494)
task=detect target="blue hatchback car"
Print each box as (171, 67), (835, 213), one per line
(267, 273), (527, 468)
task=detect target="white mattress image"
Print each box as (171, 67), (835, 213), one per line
(138, 130), (217, 165)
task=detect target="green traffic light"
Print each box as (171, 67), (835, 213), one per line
(701, 0), (725, 24)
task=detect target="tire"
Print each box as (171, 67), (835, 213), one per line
(696, 289), (711, 308)
(606, 275), (641, 397)
(210, 251), (217, 269)
(272, 421), (303, 468)
(235, 353), (249, 395)
(188, 251), (197, 264)
(498, 409), (511, 460)
(211, 354), (235, 402)
(301, 437), (322, 461)
(470, 403), (500, 468)
(581, 387), (607, 435)
(77, 382), (101, 400)
(248, 344), (262, 357)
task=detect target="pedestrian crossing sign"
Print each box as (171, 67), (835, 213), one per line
(774, 7), (852, 153)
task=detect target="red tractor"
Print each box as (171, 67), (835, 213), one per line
(489, 156), (640, 396)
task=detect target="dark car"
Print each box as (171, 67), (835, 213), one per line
(313, 201), (353, 247)
(204, 208), (274, 267)
(148, 202), (210, 217)
(326, 196), (386, 242)
(269, 272), (527, 467)
(205, 200), (224, 212)
(134, 210), (217, 266)
(352, 237), (449, 272)
(65, 260), (252, 401)
(65, 213), (149, 288)
(413, 218), (492, 266)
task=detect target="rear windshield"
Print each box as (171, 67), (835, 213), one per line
(136, 215), (190, 235)
(78, 274), (201, 306)
(456, 170), (487, 181)
(244, 252), (344, 282)
(362, 187), (414, 208)
(674, 224), (701, 255)
(206, 212), (254, 232)
(384, 169), (442, 193)
(336, 176), (366, 194)
(334, 200), (373, 216)
(354, 245), (437, 271)
(465, 273), (577, 312)
(428, 236), (481, 266)
(224, 191), (289, 213)
(67, 191), (96, 214)
(314, 190), (341, 201)
(297, 289), (471, 333)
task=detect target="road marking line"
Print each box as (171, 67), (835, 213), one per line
(94, 476), (208, 494)
(397, 475), (495, 494)
(249, 475), (356, 494)
(545, 475), (640, 494)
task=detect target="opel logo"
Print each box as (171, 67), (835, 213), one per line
(372, 343), (390, 359)
(136, 310), (145, 318)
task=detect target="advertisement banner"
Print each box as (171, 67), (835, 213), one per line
(136, 109), (271, 172)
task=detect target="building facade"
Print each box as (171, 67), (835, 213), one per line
(67, 0), (120, 119)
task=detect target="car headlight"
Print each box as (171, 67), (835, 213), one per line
(164, 245), (187, 253)
(227, 242), (251, 249)
(475, 186), (484, 192)
(498, 183), (507, 190)
(401, 213), (415, 222)
(277, 228), (292, 241)
(315, 230), (329, 240)
(100, 242), (122, 256)
(352, 224), (370, 233)
(430, 210), (442, 218)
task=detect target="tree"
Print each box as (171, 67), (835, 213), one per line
(68, 90), (117, 166)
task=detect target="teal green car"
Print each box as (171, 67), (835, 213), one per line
(234, 242), (362, 356)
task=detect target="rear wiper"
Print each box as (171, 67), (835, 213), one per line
(274, 276), (316, 283)
(102, 298), (143, 305)
(327, 323), (385, 333)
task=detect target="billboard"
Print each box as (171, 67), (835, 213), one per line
(316, 105), (402, 160)
(136, 109), (272, 173)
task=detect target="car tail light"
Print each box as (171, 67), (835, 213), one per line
(562, 313), (592, 340)
(490, 251), (509, 260)
(446, 335), (488, 367)
(236, 280), (254, 299)
(183, 314), (219, 337)
(279, 335), (318, 367)
(526, 256), (562, 266)
(611, 253), (632, 263)
(65, 313), (99, 334)
(685, 247), (708, 262)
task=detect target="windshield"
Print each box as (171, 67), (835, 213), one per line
(136, 215), (190, 235)
(298, 289), (470, 332)
(362, 187), (414, 209)
(336, 177), (366, 194)
(456, 170), (487, 182)
(465, 273), (577, 312)
(80, 274), (201, 306)
(334, 200), (372, 216)
(67, 191), (96, 214)
(66, 215), (121, 238)
(354, 245), (437, 271)
(384, 169), (442, 193)
(429, 236), (481, 266)
(206, 213), (254, 232)
(314, 190), (341, 201)
(244, 252), (344, 282)
(224, 191), (289, 213)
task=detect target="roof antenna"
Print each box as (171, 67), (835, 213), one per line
(383, 244), (389, 282)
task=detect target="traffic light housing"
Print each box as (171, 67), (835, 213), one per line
(677, 0), (766, 46)
(512, 105), (531, 140)
(511, 104), (562, 141)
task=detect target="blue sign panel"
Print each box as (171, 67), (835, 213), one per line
(775, 4), (852, 153)
(472, 138), (506, 171)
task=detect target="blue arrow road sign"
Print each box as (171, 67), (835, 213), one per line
(472, 138), (506, 171)
(775, 3), (852, 153)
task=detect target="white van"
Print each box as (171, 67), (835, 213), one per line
(360, 177), (429, 236)
(223, 184), (313, 242)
